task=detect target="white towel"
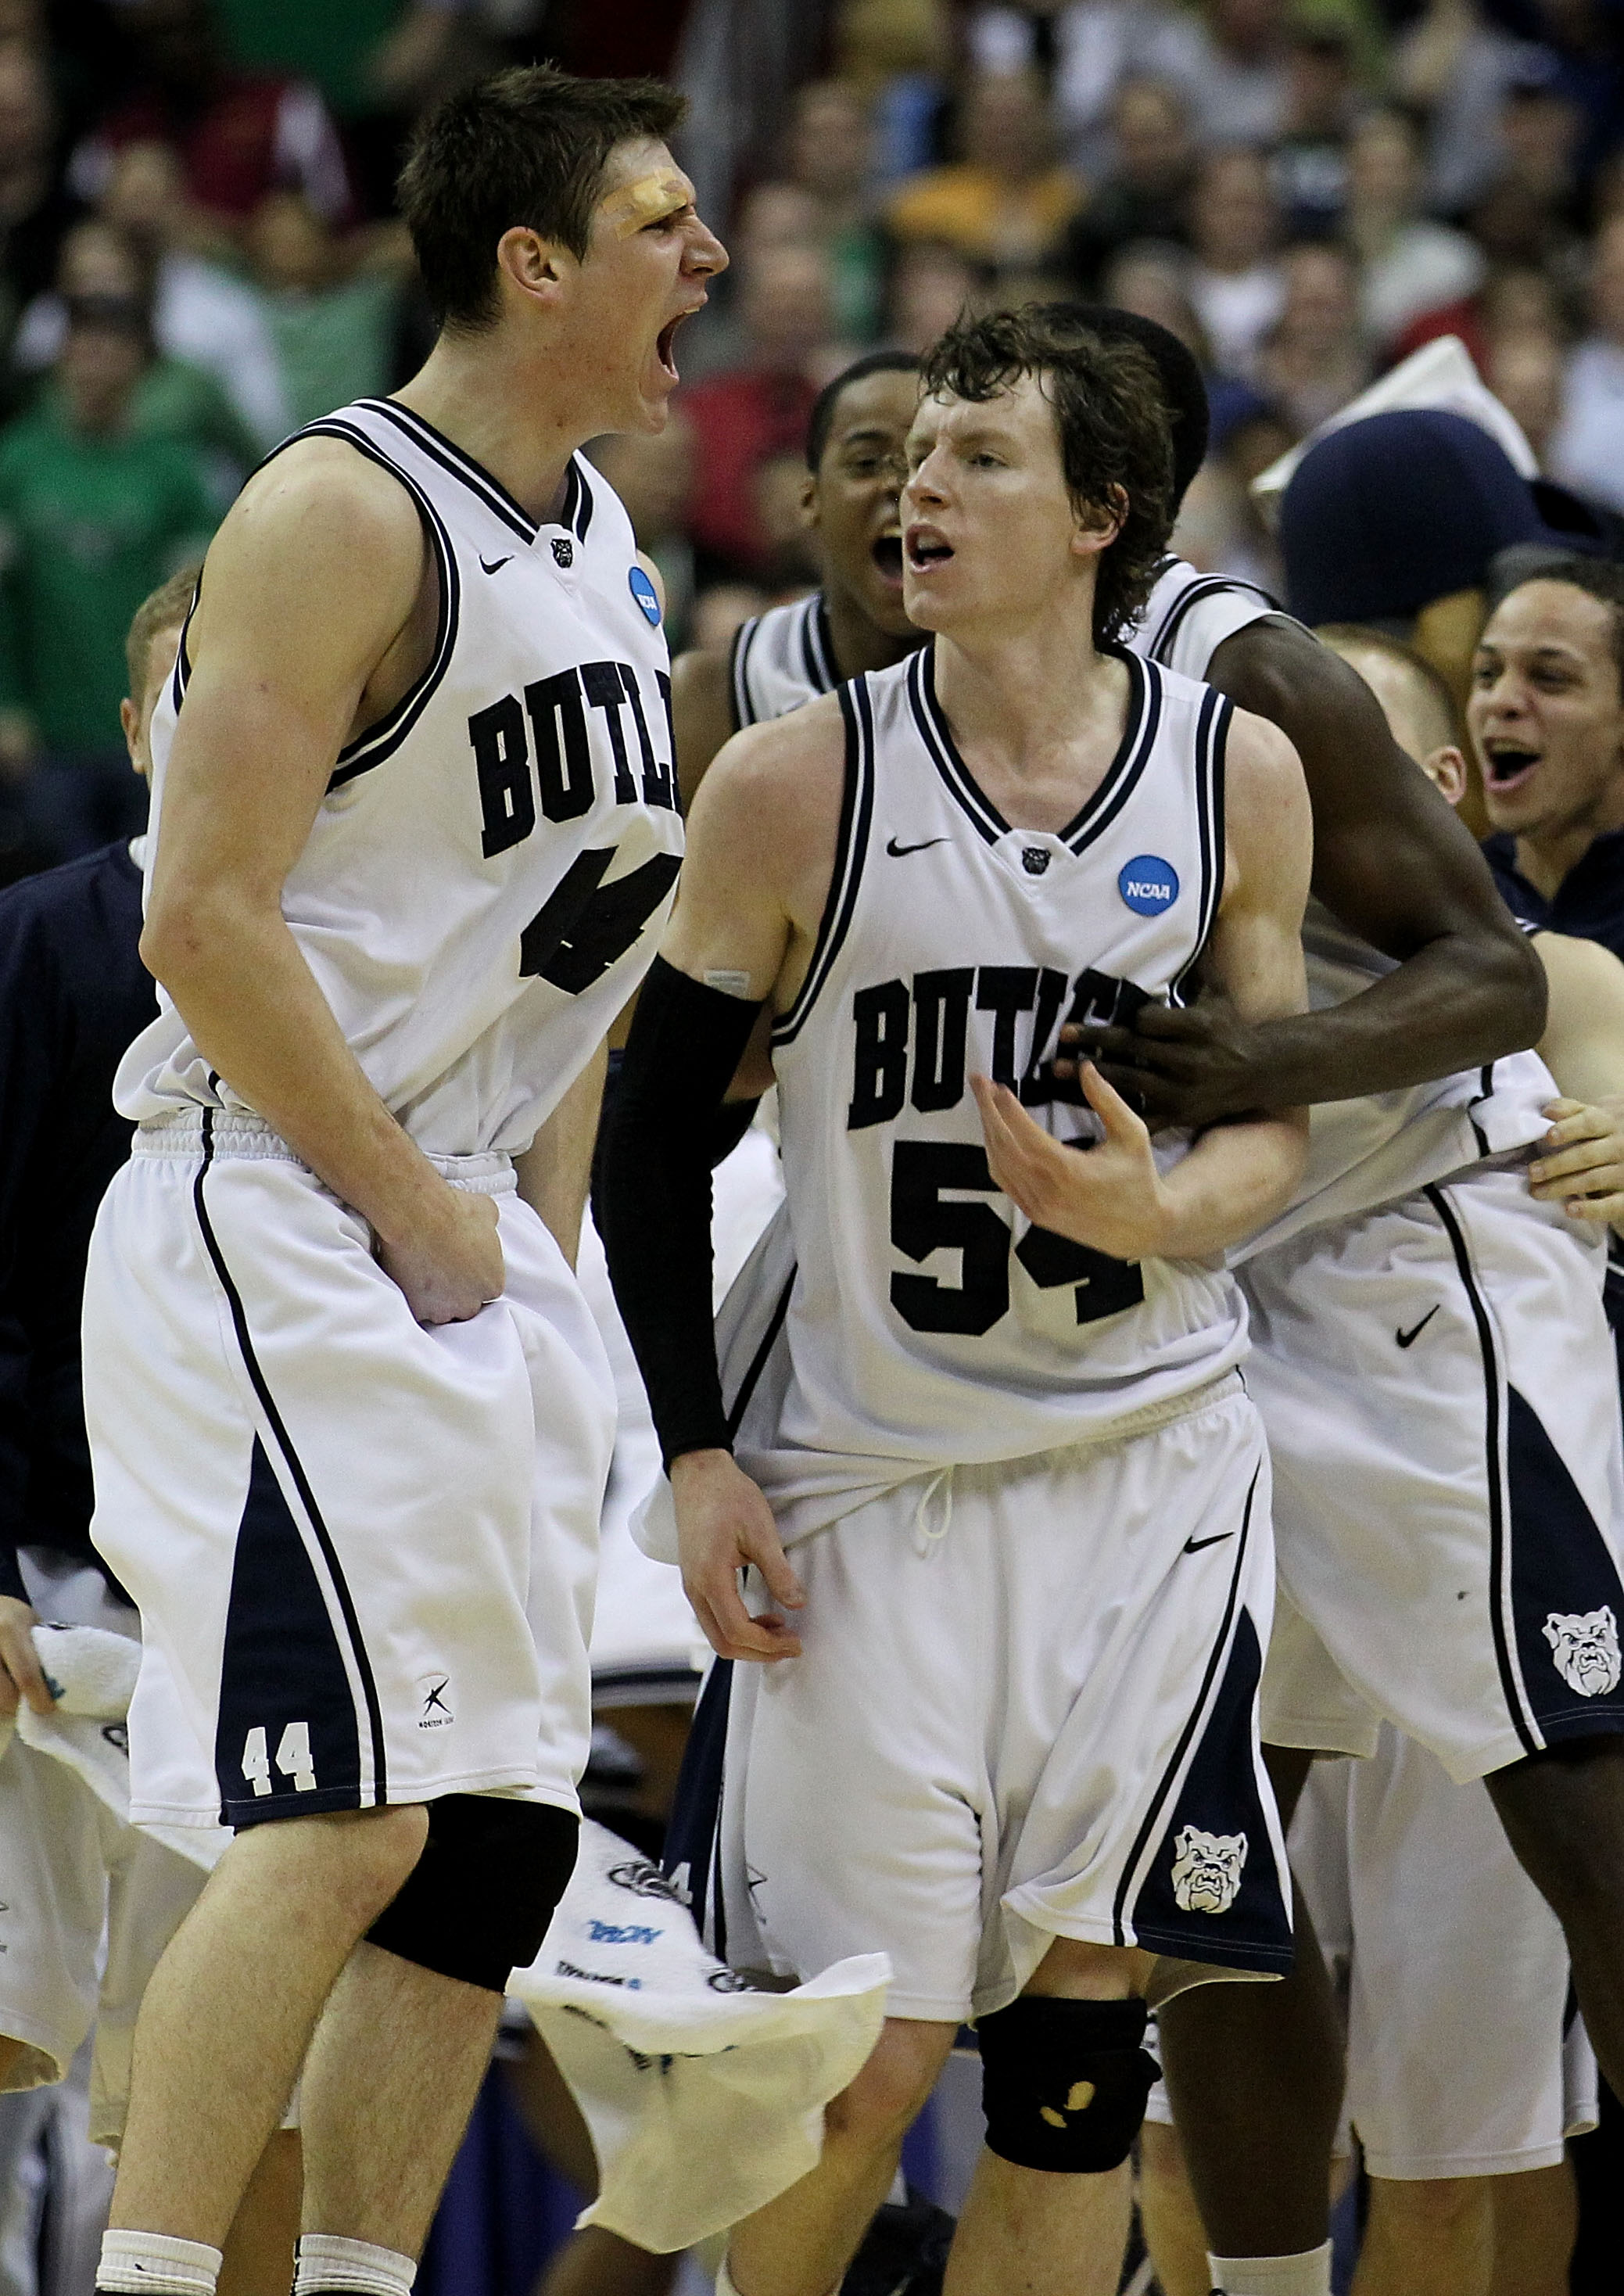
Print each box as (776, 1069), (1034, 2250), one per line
(511, 1821), (889, 2253)
(0, 1624), (224, 1869)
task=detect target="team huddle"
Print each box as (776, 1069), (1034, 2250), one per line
(4, 54), (1624, 2296)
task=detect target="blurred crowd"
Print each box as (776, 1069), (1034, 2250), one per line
(3, 0), (1624, 877)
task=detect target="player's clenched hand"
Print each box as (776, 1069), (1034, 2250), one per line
(973, 1065), (1170, 1260)
(376, 1182), (504, 1326)
(1531, 1097), (1624, 1231)
(671, 1450), (805, 1664)
(1058, 994), (1267, 1128)
(0, 1597), (55, 1720)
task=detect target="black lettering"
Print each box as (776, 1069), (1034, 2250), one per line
(470, 692), (534, 859)
(621, 666), (676, 812)
(890, 1141), (1009, 1335)
(571, 661), (631, 808)
(525, 668), (596, 821)
(848, 981), (909, 1129)
(975, 967), (1037, 1087)
(520, 848), (682, 992)
(1020, 967), (1070, 1105)
(910, 969), (974, 1112)
(657, 671), (679, 811)
(1016, 1208), (1146, 1326)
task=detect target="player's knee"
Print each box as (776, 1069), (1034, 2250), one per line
(977, 1995), (1156, 2174)
(364, 1795), (579, 1993)
(825, 2022), (948, 2152)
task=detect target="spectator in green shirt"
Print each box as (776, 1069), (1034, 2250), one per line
(0, 292), (217, 863)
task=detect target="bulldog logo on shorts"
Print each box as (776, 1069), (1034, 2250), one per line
(1170, 1824), (1248, 1914)
(1543, 1606), (1622, 1698)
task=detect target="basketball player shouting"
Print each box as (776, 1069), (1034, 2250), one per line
(604, 307), (1314, 2296)
(79, 67), (723, 2296)
(669, 349), (923, 794)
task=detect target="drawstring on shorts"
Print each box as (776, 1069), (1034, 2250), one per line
(912, 1467), (954, 1556)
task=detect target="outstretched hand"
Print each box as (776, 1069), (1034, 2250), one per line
(971, 1064), (1169, 1260)
(1530, 1097), (1624, 1230)
(1058, 993), (1269, 1129)
(671, 1449), (805, 1663)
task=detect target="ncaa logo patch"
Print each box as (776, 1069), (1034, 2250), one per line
(1118, 855), (1178, 915)
(629, 565), (661, 626)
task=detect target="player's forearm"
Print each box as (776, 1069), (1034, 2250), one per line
(144, 899), (454, 1248)
(1228, 934), (1543, 1111)
(1156, 1114), (1310, 1257)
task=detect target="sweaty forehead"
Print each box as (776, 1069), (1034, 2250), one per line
(830, 369), (920, 443)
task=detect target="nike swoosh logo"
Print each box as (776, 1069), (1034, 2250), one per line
(1396, 1305), (1439, 1349)
(480, 554), (513, 574)
(887, 835), (948, 857)
(1184, 1532), (1233, 1554)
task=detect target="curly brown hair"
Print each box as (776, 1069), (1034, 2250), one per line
(918, 303), (1175, 646)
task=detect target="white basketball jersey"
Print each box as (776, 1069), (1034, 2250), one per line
(1126, 557), (1554, 1256)
(118, 399), (684, 1157)
(729, 593), (837, 726)
(730, 640), (1247, 1526)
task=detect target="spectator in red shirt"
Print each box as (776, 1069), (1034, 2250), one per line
(679, 238), (837, 583)
(72, 0), (352, 231)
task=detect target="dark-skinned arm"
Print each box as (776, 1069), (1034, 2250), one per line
(1066, 619), (1547, 1125)
(669, 645), (738, 815)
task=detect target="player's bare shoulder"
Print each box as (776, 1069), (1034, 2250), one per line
(1221, 701), (1313, 881)
(679, 691), (848, 935)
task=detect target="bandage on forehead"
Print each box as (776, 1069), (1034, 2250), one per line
(600, 172), (691, 237)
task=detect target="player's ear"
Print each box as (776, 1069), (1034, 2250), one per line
(800, 473), (819, 532)
(120, 696), (143, 776)
(1423, 744), (1468, 807)
(496, 225), (568, 309)
(1070, 483), (1126, 561)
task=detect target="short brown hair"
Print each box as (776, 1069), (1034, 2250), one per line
(1315, 622), (1462, 749)
(918, 302), (1174, 644)
(397, 65), (687, 332)
(125, 565), (199, 697)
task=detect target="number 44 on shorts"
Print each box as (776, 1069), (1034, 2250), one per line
(242, 1721), (317, 1796)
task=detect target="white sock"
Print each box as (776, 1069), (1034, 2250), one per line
(97, 2233), (221, 2296)
(292, 2236), (415, 2296)
(1207, 2242), (1334, 2296)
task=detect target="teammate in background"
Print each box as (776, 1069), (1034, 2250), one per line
(1475, 561), (1624, 964)
(79, 67), (722, 2296)
(0, 568), (300, 2296)
(669, 350), (923, 801)
(1063, 358), (1624, 2296)
(604, 305), (1314, 2296)
(1141, 622), (1619, 2296)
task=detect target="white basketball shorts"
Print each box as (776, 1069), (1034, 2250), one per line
(0, 1555), (210, 2145)
(676, 1382), (1292, 2023)
(83, 1113), (615, 1831)
(1242, 1163), (1624, 1781)
(1291, 1728), (1597, 2179)
(1144, 1727), (1597, 2178)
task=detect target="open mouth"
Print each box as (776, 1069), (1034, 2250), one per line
(871, 533), (904, 585)
(1482, 742), (1541, 795)
(655, 316), (684, 382)
(906, 524), (953, 572)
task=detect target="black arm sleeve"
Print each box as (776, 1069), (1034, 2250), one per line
(599, 956), (765, 1469)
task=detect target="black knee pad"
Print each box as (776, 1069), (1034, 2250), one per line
(364, 1796), (578, 1993)
(977, 1996), (1156, 2173)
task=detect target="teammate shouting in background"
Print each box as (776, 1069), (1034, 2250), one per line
(80, 68), (722, 2296)
(670, 349), (923, 793)
(604, 306), (1314, 2296)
